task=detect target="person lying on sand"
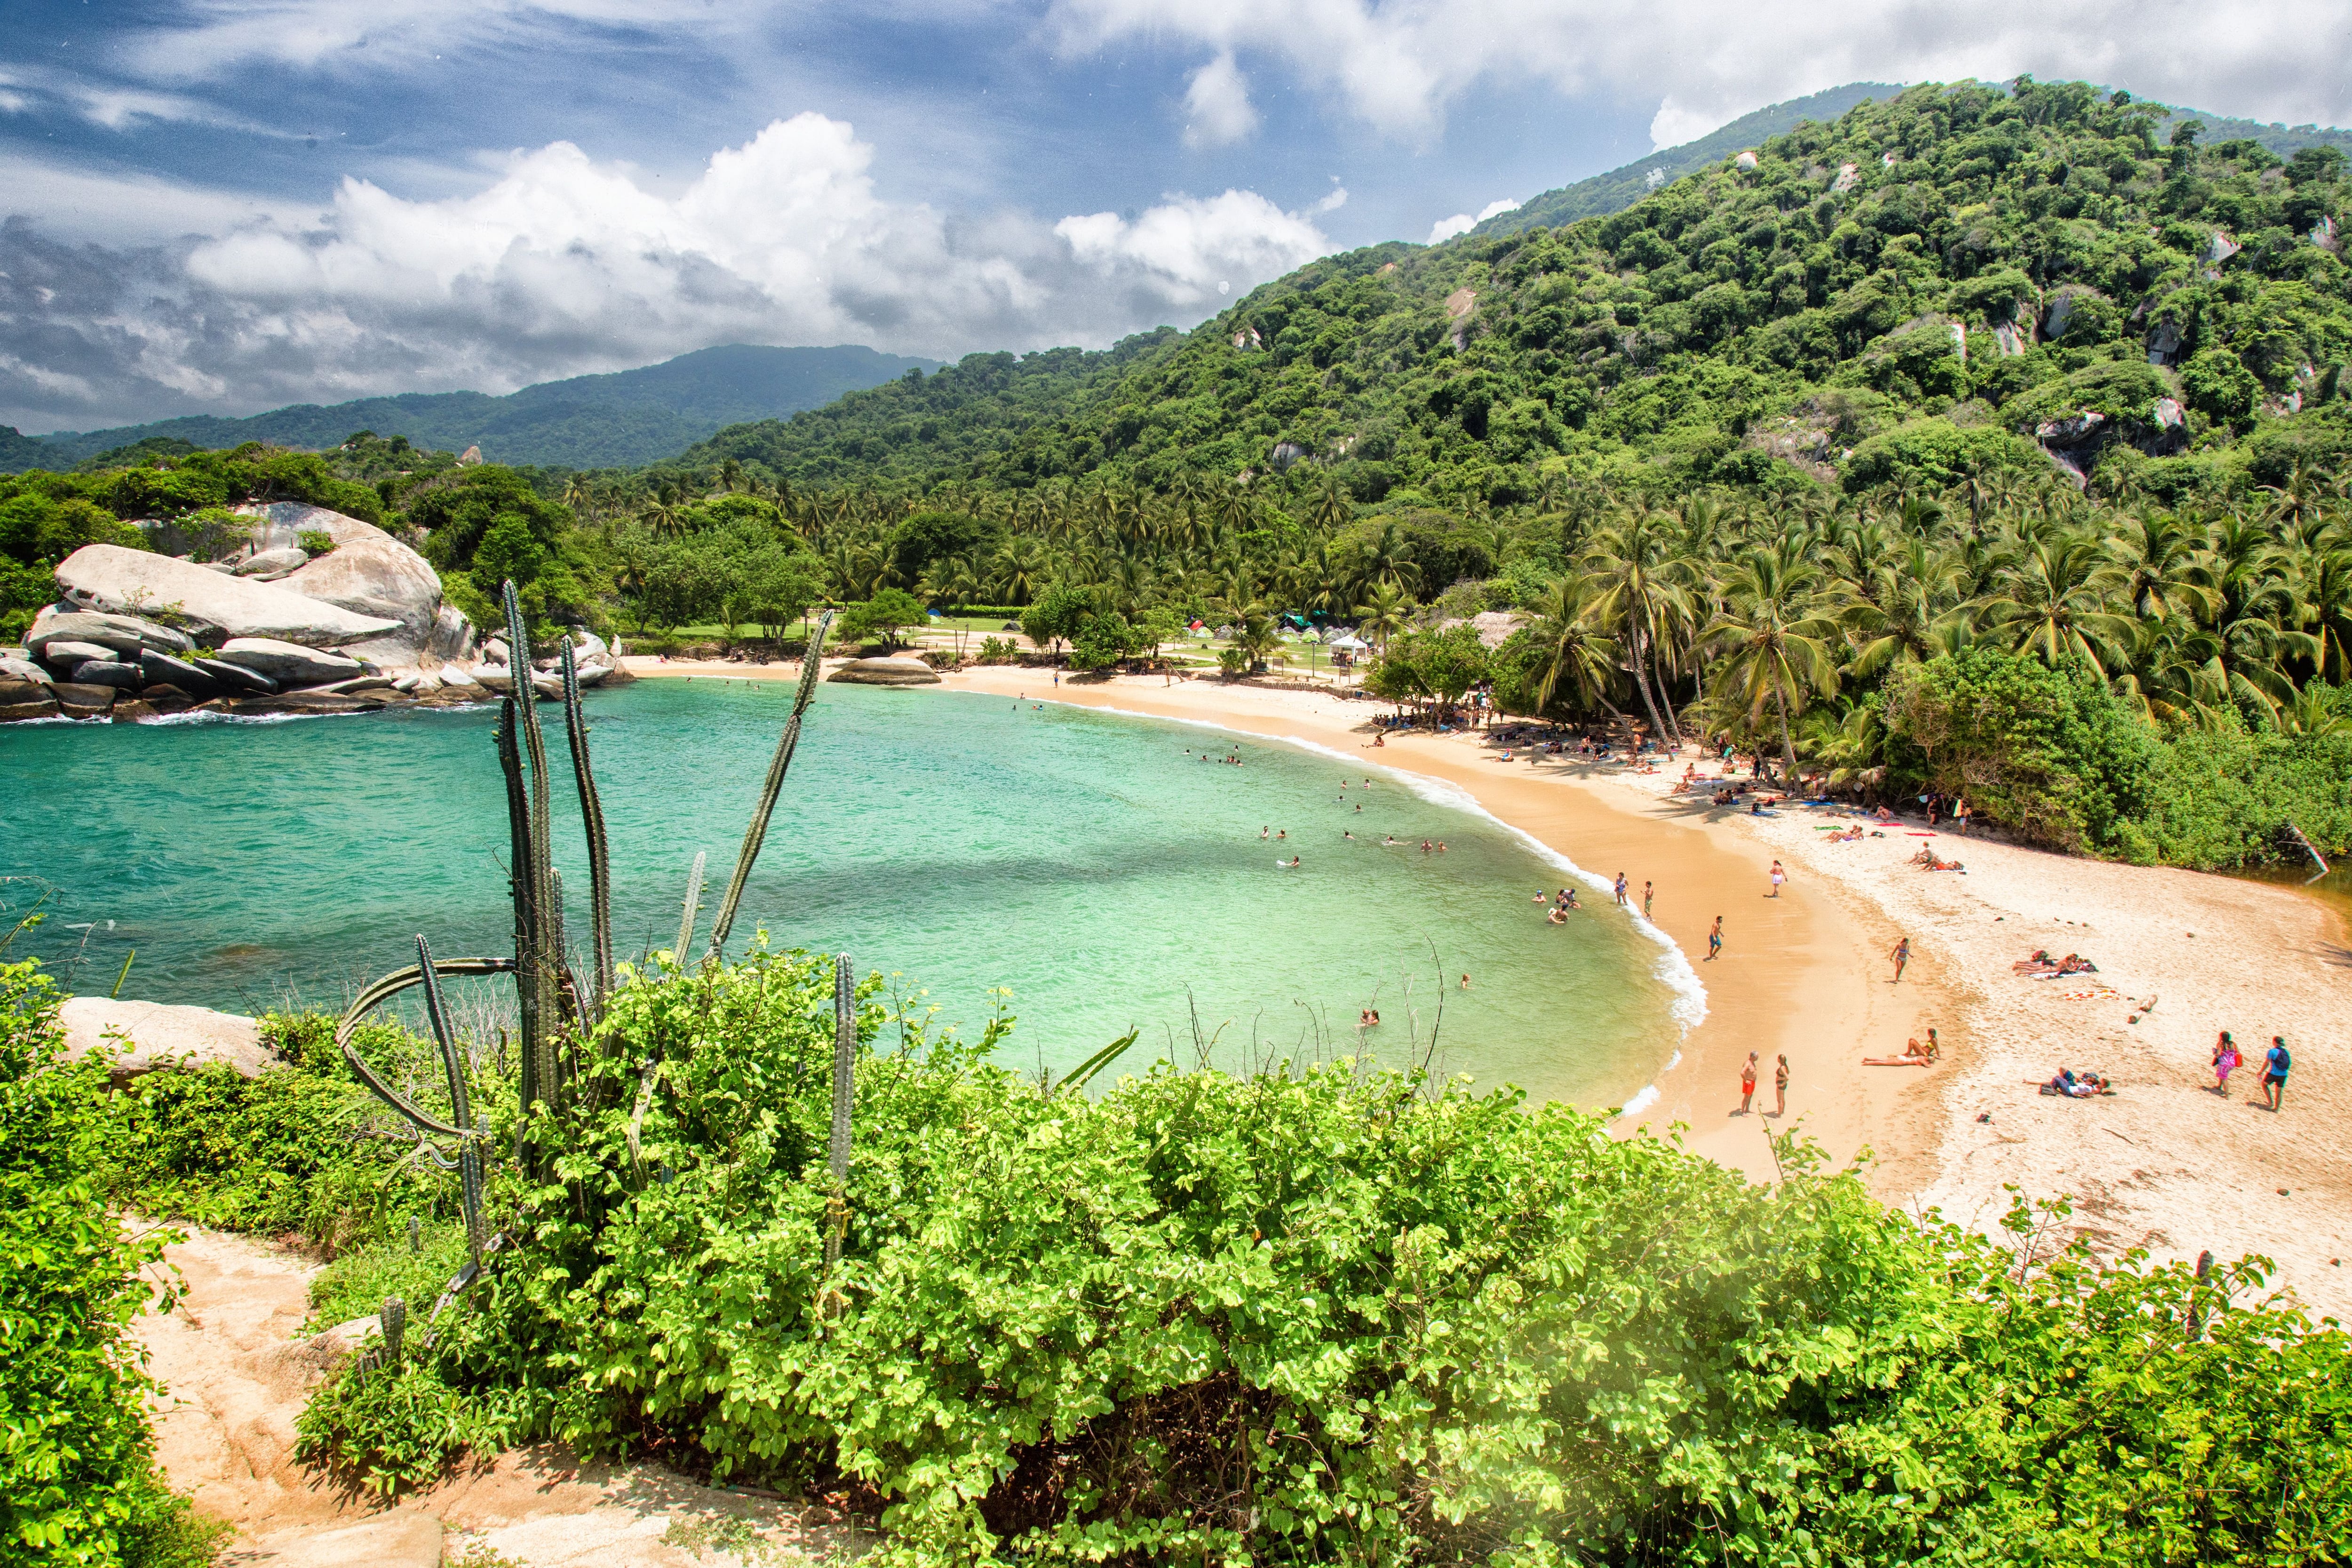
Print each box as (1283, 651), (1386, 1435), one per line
(1863, 1039), (1935, 1067)
(2037, 1068), (2112, 1097)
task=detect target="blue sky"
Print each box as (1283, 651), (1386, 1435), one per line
(4, 0), (2349, 432)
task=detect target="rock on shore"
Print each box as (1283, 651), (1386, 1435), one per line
(827, 655), (942, 686)
(58, 997), (274, 1080)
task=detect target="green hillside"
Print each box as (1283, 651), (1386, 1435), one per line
(1477, 83), (2352, 243)
(17, 344), (940, 473)
(684, 78), (2352, 504)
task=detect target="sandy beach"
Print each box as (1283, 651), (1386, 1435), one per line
(628, 655), (2352, 1316)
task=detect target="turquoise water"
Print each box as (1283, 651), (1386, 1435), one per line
(1, 681), (1693, 1108)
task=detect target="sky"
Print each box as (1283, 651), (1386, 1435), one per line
(3, 0), (2350, 433)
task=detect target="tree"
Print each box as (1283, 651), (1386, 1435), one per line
(1068, 613), (1140, 671)
(1020, 582), (1093, 658)
(1706, 541), (1843, 780)
(842, 586), (927, 650)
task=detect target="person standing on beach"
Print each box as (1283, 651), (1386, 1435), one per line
(1642, 881), (1654, 920)
(2262, 1036), (2290, 1110)
(1707, 917), (1723, 960)
(1889, 936), (1910, 983)
(1614, 873), (1629, 906)
(2211, 1031), (2240, 1096)
(1769, 860), (1787, 897)
(1773, 1054), (1789, 1117)
(1955, 797), (1971, 836)
(1739, 1052), (1758, 1114)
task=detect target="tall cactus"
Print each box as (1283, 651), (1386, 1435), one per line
(559, 639), (616, 1016)
(502, 581), (562, 1128)
(824, 952), (855, 1287)
(707, 610), (837, 962)
(381, 1296), (407, 1365)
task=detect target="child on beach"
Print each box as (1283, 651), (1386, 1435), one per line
(1642, 881), (1653, 919)
(1769, 860), (1787, 897)
(2211, 1031), (2240, 1095)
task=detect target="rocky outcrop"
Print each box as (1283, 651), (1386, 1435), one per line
(217, 637), (364, 685)
(0, 677), (59, 721)
(71, 660), (141, 689)
(28, 607), (194, 658)
(274, 535), (443, 655)
(58, 997), (274, 1080)
(0, 654), (51, 686)
(55, 546), (402, 648)
(827, 655), (941, 686)
(235, 547), (310, 577)
(51, 682), (116, 719)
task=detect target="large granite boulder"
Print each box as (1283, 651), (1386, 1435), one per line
(827, 655), (941, 686)
(141, 650), (220, 697)
(27, 606), (194, 658)
(0, 676), (60, 721)
(193, 656), (278, 694)
(216, 637), (365, 686)
(51, 682), (116, 719)
(72, 660), (142, 689)
(38, 640), (117, 671)
(231, 501), (393, 553)
(273, 535), (442, 652)
(54, 546), (402, 649)
(58, 997), (274, 1080)
(0, 654), (53, 685)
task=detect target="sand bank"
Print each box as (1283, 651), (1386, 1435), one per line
(625, 656), (2351, 1315)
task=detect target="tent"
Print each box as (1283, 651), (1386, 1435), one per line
(1326, 632), (1370, 652)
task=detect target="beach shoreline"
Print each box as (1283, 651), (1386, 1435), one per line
(626, 654), (2352, 1314)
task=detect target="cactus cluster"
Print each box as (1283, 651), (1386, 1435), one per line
(333, 581), (844, 1336)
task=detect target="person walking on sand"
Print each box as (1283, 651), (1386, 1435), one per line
(1773, 1054), (1789, 1117)
(1769, 860), (1787, 897)
(1642, 881), (1654, 919)
(1707, 916), (1724, 960)
(2211, 1031), (2241, 1096)
(1889, 936), (1910, 983)
(1739, 1052), (1759, 1114)
(2262, 1035), (2290, 1110)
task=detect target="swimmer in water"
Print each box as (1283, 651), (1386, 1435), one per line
(1277, 830), (1287, 840)
(1261, 827), (1269, 838)
(1421, 840), (1432, 853)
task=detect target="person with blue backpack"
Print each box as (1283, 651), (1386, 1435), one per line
(2263, 1036), (2291, 1112)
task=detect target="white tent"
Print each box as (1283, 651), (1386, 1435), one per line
(1326, 632), (1370, 652)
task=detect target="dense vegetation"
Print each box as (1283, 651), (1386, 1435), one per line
(34, 943), (2344, 1565)
(0, 961), (220, 1568)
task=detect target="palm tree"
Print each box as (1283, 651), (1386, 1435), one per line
(1988, 534), (2135, 676)
(1355, 583), (1414, 653)
(1522, 574), (1620, 717)
(1705, 541), (1843, 781)
(1840, 537), (1971, 677)
(992, 536), (1049, 606)
(2100, 510), (2215, 622)
(1579, 511), (1694, 748)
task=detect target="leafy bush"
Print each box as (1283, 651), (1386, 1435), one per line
(283, 949), (2352, 1565)
(296, 529), (337, 556)
(975, 635), (1017, 664)
(0, 961), (222, 1568)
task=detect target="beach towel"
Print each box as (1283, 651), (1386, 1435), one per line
(1905, 831), (1935, 837)
(2058, 987), (2123, 1002)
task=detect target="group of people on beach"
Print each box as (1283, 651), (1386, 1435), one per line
(2208, 1030), (2292, 1110)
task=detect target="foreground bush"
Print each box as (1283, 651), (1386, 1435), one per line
(0, 962), (220, 1568)
(276, 949), (2351, 1565)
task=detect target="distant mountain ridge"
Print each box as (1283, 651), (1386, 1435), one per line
(10, 344), (944, 473)
(1478, 80), (2352, 240)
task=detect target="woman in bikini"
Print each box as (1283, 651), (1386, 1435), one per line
(1863, 1039), (1933, 1067)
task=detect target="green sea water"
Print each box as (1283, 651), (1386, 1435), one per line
(1, 680), (1699, 1109)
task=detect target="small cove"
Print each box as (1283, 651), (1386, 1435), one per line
(3, 680), (1691, 1108)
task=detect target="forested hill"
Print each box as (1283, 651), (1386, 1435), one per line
(1480, 85), (2352, 244)
(17, 344), (940, 473)
(683, 79), (2352, 504)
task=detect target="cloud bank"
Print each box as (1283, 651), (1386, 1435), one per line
(1053, 0), (2352, 144)
(0, 113), (1335, 432)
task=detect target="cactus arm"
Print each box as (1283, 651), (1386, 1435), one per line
(335, 956), (516, 1138)
(675, 850), (707, 965)
(707, 610), (836, 962)
(559, 640), (616, 1015)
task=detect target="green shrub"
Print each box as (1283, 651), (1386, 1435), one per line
(296, 529), (337, 556)
(276, 949), (2351, 1565)
(0, 961), (221, 1568)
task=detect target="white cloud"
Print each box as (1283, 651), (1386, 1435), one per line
(1648, 96), (1725, 151)
(0, 113), (1337, 430)
(1052, 0), (2352, 143)
(1425, 197), (1518, 245)
(1183, 50), (1259, 146)
(119, 0), (751, 80)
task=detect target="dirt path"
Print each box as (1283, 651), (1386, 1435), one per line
(134, 1224), (860, 1566)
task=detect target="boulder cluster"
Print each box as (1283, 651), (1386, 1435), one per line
(1, 501), (628, 723)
